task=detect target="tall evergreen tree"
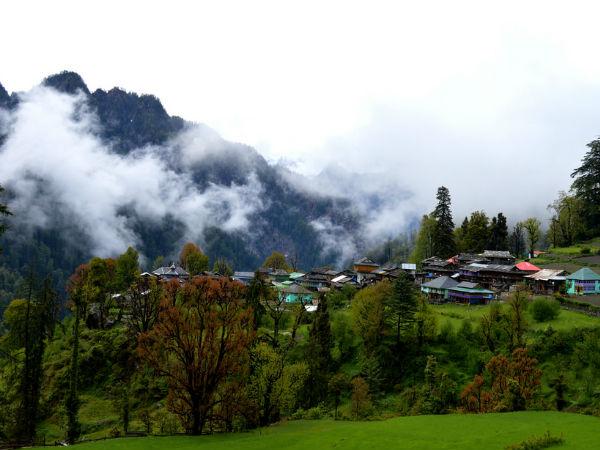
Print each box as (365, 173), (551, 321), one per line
(571, 139), (600, 237)
(305, 294), (333, 406)
(488, 213), (509, 250)
(431, 186), (456, 258)
(510, 223), (526, 258)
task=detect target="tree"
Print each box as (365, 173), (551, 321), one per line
(510, 223), (526, 259)
(571, 139), (600, 236)
(179, 242), (209, 275)
(4, 277), (58, 442)
(125, 276), (163, 335)
(454, 216), (470, 253)
(64, 263), (93, 443)
(463, 211), (490, 253)
(213, 258), (234, 276)
(521, 218), (541, 258)
(385, 272), (418, 349)
(547, 192), (584, 247)
(488, 213), (509, 250)
(137, 277), (255, 435)
(410, 214), (436, 262)
(350, 377), (372, 419)
(261, 251), (291, 272)
(115, 247), (140, 290)
(245, 271), (268, 330)
(461, 348), (541, 413)
(505, 285), (529, 351)
(328, 373), (349, 419)
(0, 183), (11, 252)
(305, 295), (333, 406)
(431, 186), (456, 258)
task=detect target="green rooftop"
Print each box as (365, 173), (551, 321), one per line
(567, 267), (600, 281)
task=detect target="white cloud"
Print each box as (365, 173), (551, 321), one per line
(0, 87), (265, 257)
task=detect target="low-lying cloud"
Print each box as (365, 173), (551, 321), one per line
(0, 86), (265, 258)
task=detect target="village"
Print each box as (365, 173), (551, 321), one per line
(142, 250), (600, 311)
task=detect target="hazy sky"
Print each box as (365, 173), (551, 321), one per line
(2, 0), (600, 221)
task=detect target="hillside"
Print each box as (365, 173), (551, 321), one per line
(0, 71), (413, 305)
(34, 412), (600, 450)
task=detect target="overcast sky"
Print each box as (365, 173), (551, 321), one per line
(2, 0), (600, 222)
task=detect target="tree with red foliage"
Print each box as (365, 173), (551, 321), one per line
(137, 276), (255, 434)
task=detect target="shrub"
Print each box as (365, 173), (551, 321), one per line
(505, 430), (564, 449)
(531, 298), (560, 322)
(580, 247), (591, 255)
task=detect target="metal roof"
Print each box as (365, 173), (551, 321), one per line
(525, 269), (567, 281)
(421, 276), (459, 289)
(515, 261), (541, 272)
(481, 250), (515, 258)
(353, 257), (380, 266)
(567, 267), (600, 281)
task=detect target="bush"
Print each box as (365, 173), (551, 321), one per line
(505, 430), (564, 449)
(580, 247), (591, 255)
(531, 298), (560, 322)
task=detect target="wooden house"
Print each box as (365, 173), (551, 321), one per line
(480, 250), (516, 266)
(448, 281), (494, 304)
(524, 269), (567, 294)
(278, 283), (315, 303)
(459, 263), (524, 291)
(421, 257), (458, 277)
(421, 276), (459, 302)
(566, 268), (600, 295)
(152, 263), (189, 282)
(353, 257), (380, 283)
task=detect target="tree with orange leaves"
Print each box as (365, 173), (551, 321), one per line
(460, 348), (541, 413)
(137, 276), (255, 434)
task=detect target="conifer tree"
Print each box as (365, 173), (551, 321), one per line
(431, 186), (456, 258)
(571, 139), (600, 236)
(305, 294), (333, 406)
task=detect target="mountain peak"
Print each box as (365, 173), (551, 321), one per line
(43, 71), (90, 95)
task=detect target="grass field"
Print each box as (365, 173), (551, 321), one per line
(34, 412), (600, 450)
(433, 302), (600, 332)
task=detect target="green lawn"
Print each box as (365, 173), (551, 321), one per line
(35, 412), (600, 450)
(433, 302), (600, 332)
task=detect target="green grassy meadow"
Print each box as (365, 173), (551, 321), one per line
(433, 302), (600, 332)
(34, 412), (600, 450)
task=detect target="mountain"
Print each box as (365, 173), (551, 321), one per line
(0, 71), (410, 304)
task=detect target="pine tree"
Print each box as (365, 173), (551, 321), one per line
(0, 183), (11, 252)
(464, 211), (490, 253)
(571, 139), (600, 236)
(431, 186), (456, 258)
(305, 295), (333, 406)
(488, 213), (509, 250)
(386, 272), (418, 349)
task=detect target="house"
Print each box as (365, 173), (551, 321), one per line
(459, 263), (524, 291)
(448, 281), (495, 304)
(480, 250), (516, 266)
(152, 263), (189, 281)
(515, 261), (541, 273)
(524, 269), (567, 294)
(279, 283), (315, 303)
(353, 257), (380, 283)
(421, 276), (459, 302)
(296, 271), (330, 290)
(566, 268), (600, 295)
(421, 257), (458, 277)
(232, 271), (255, 285)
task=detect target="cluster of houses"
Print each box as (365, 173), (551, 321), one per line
(145, 252), (600, 309)
(420, 250), (600, 304)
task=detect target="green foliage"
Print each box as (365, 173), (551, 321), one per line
(261, 251), (291, 271)
(571, 138), (600, 237)
(531, 298), (560, 323)
(463, 211), (490, 253)
(212, 258), (234, 276)
(522, 218), (542, 256)
(505, 431), (564, 450)
(410, 214), (436, 262)
(115, 247), (140, 290)
(431, 186), (456, 258)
